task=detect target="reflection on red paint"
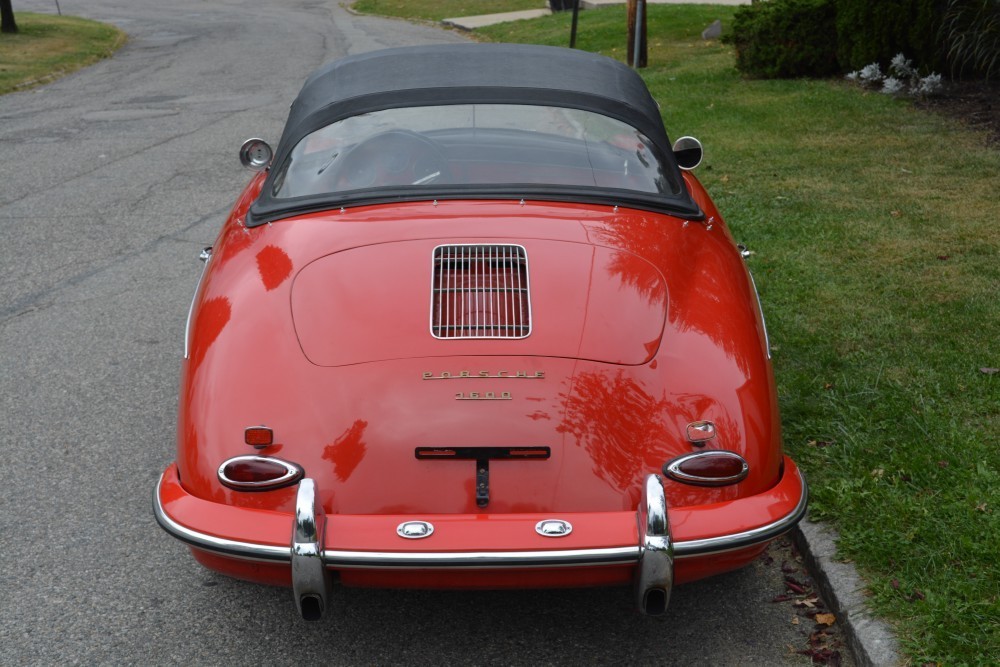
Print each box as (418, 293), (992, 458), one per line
(594, 215), (672, 306)
(189, 296), (231, 373)
(211, 225), (255, 269)
(255, 245), (293, 291)
(557, 370), (672, 493)
(596, 209), (756, 374)
(606, 246), (667, 307)
(556, 371), (745, 506)
(322, 419), (368, 481)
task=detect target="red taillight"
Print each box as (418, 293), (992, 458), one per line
(218, 456), (303, 491)
(663, 451), (749, 486)
(244, 426), (274, 448)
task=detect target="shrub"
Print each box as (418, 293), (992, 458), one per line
(724, 0), (839, 78)
(845, 53), (945, 96)
(941, 0), (1000, 79)
(834, 0), (943, 72)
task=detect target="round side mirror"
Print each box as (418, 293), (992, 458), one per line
(672, 136), (703, 171)
(239, 138), (273, 171)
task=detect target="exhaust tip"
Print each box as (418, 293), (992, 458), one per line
(642, 588), (668, 616)
(299, 595), (324, 622)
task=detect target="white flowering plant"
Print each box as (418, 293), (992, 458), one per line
(845, 53), (944, 97)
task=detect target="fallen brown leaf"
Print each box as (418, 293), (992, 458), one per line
(815, 613), (836, 626)
(794, 596), (819, 609)
(785, 578), (807, 594)
(809, 629), (830, 646)
(807, 439), (833, 448)
(798, 647), (842, 665)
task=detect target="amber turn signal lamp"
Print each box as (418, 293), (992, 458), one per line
(663, 451), (749, 487)
(218, 455), (303, 491)
(245, 426), (274, 449)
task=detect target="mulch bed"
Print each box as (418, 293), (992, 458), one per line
(914, 79), (1000, 148)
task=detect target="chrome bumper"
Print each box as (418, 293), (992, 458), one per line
(154, 470), (808, 620)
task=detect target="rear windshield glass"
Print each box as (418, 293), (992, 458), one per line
(271, 104), (681, 199)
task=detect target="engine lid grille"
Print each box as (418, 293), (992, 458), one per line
(431, 244), (531, 339)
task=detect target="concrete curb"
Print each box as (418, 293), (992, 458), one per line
(792, 516), (902, 666)
(442, 9), (551, 31)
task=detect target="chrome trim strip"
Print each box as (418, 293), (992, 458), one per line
(320, 546), (639, 569)
(183, 247), (212, 360)
(746, 269), (771, 359)
(154, 470), (807, 566)
(152, 473), (290, 562)
(673, 471), (808, 557)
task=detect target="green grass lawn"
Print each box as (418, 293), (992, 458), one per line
(0, 12), (125, 94)
(358, 2), (999, 663)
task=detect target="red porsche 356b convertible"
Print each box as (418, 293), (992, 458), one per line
(154, 44), (806, 620)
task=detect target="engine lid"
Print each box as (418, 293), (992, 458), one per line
(291, 239), (667, 366)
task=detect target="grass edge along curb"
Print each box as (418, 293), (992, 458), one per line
(0, 12), (126, 95)
(793, 518), (901, 666)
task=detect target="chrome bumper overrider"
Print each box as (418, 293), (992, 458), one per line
(154, 468), (808, 619)
(636, 475), (673, 615)
(291, 479), (330, 621)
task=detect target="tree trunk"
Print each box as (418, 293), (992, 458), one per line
(1, 0), (18, 34)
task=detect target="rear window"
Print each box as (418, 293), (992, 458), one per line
(271, 104), (681, 199)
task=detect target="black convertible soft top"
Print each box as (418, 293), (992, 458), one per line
(248, 44), (702, 224)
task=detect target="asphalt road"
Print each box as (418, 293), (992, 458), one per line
(0, 1), (849, 663)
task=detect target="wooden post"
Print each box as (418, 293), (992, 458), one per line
(626, 0), (647, 68)
(569, 0), (580, 49)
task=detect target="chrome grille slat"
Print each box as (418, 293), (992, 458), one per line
(499, 244), (506, 339)
(430, 244), (531, 339)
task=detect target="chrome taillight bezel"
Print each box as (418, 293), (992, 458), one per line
(663, 451), (749, 487)
(218, 455), (304, 491)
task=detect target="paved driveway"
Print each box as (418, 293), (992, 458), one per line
(0, 1), (842, 663)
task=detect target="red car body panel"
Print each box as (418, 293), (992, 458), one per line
(179, 187), (779, 510)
